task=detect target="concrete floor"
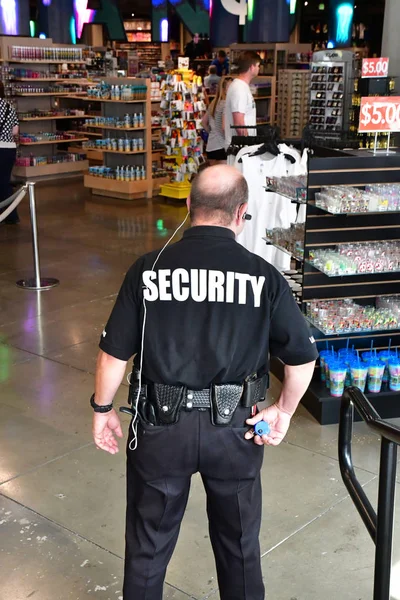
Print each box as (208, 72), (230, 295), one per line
(1, 181), (400, 600)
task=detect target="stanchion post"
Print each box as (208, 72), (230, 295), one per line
(16, 181), (60, 291)
(29, 182), (41, 289)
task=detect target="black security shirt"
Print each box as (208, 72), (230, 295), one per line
(99, 226), (318, 388)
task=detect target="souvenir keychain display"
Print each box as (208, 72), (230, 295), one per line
(159, 72), (206, 183)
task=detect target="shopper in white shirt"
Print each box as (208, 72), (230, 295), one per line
(202, 76), (233, 164)
(224, 51), (260, 148)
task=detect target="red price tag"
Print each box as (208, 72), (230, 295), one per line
(359, 97), (400, 133)
(361, 57), (389, 78)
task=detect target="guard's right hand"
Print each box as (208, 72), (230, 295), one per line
(92, 409), (123, 454)
(245, 403), (292, 447)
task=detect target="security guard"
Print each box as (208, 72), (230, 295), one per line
(92, 165), (318, 600)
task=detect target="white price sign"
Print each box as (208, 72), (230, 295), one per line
(359, 96), (400, 133)
(362, 57), (389, 78)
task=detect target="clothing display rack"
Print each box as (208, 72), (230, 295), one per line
(270, 148), (400, 425)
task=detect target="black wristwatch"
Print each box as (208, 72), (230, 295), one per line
(90, 393), (113, 413)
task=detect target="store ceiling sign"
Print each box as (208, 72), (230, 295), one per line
(220, 0), (247, 24)
(362, 57), (389, 79)
(359, 96), (400, 133)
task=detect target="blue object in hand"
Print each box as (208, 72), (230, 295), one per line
(254, 420), (271, 436)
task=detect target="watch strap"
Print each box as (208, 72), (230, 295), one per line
(90, 393), (113, 413)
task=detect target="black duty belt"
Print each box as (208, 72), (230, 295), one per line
(127, 373), (269, 427)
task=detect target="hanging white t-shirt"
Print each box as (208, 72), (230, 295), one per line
(225, 79), (256, 148)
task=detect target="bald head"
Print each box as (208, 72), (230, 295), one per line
(189, 165), (248, 226)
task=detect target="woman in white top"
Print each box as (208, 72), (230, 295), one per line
(0, 83), (19, 224)
(202, 76), (232, 164)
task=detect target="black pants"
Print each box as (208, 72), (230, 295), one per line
(123, 406), (265, 600)
(0, 148), (18, 222)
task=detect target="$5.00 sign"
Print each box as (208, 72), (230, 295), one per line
(362, 57), (389, 78)
(359, 97), (400, 133)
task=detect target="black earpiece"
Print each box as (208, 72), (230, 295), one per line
(242, 213), (252, 221)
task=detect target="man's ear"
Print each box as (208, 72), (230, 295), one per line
(237, 202), (248, 222)
(186, 196), (191, 213)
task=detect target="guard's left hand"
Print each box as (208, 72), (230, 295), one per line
(92, 409), (123, 454)
(244, 403), (292, 447)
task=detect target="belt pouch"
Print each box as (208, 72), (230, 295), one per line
(241, 374), (269, 407)
(211, 384), (243, 426)
(151, 384), (185, 424)
(128, 382), (147, 406)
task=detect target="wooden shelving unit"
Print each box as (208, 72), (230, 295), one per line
(84, 174), (149, 200)
(14, 160), (89, 179)
(15, 92), (86, 97)
(13, 78), (90, 83)
(83, 124), (147, 132)
(0, 37), (91, 182)
(19, 115), (91, 121)
(80, 77), (152, 201)
(66, 95), (147, 104)
(20, 137), (88, 146)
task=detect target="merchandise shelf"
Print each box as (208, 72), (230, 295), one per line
(19, 115), (91, 121)
(14, 160), (89, 179)
(13, 78), (90, 83)
(264, 185), (307, 204)
(19, 137), (88, 146)
(82, 77), (153, 200)
(83, 124), (147, 131)
(8, 60), (86, 65)
(262, 237), (304, 262)
(65, 95), (146, 103)
(270, 148), (400, 425)
(102, 149), (146, 155)
(15, 92), (86, 97)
